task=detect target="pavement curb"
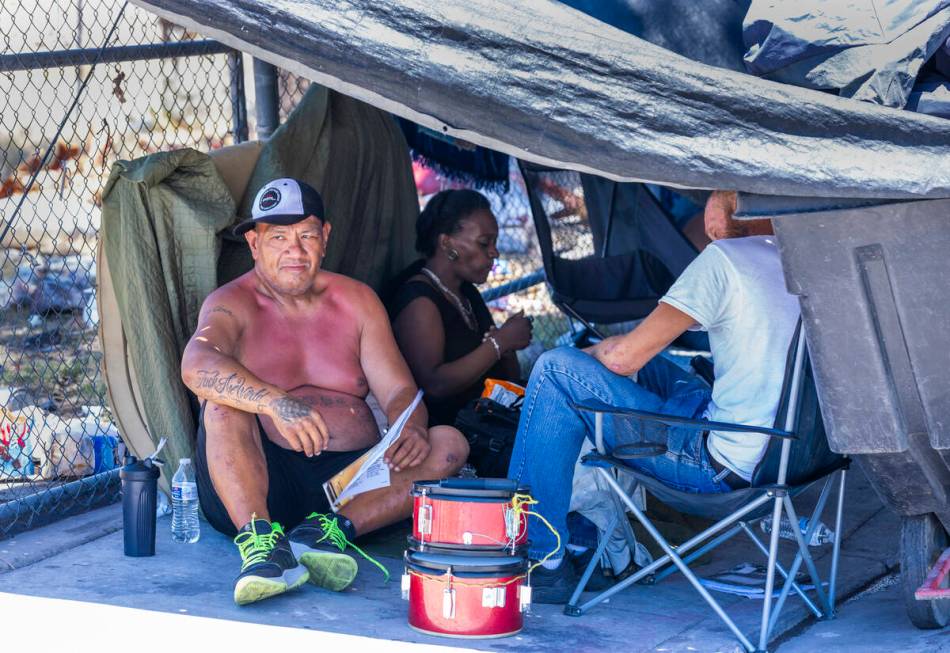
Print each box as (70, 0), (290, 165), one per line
(0, 502), (122, 573)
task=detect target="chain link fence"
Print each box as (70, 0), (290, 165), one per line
(0, 0), (237, 538)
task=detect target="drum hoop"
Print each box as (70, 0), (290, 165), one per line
(411, 478), (529, 500)
(406, 537), (529, 556)
(404, 550), (529, 575)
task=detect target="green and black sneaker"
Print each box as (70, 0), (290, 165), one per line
(287, 512), (390, 591)
(233, 518), (309, 605)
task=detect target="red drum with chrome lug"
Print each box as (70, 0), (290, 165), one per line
(403, 549), (530, 638)
(411, 478), (528, 552)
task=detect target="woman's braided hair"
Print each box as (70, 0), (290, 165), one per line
(415, 189), (491, 257)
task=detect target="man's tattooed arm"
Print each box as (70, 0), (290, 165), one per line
(270, 396), (313, 421)
(194, 369), (270, 413)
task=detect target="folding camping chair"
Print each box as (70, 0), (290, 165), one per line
(518, 161), (700, 341)
(565, 321), (848, 653)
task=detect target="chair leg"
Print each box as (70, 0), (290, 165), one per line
(828, 468), (847, 615)
(566, 511), (618, 613)
(767, 475), (837, 635)
(604, 472), (641, 558)
(758, 496), (785, 652)
(782, 496), (831, 612)
(739, 522), (823, 618)
(653, 524), (743, 583)
(572, 469), (772, 614)
(597, 468), (756, 652)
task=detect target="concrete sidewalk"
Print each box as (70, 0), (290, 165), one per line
(777, 574), (950, 653)
(0, 465), (902, 652)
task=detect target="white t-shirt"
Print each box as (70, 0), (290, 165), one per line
(659, 236), (799, 481)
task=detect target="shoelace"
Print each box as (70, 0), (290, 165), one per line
(234, 516), (285, 572)
(306, 512), (390, 582)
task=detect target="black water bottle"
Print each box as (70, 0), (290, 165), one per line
(120, 456), (161, 556)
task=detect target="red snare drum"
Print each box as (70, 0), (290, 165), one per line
(411, 478), (528, 552)
(403, 550), (530, 638)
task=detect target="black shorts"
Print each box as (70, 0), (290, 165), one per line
(195, 403), (370, 537)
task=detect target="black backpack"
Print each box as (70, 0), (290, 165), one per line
(453, 397), (521, 478)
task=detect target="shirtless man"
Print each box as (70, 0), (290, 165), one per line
(181, 178), (469, 606)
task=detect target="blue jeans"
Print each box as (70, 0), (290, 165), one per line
(508, 347), (730, 560)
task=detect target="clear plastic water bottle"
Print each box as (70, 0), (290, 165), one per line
(171, 458), (200, 543)
(759, 515), (834, 547)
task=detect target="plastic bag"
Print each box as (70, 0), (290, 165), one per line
(0, 408), (35, 478)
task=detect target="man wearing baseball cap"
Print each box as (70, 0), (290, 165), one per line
(181, 178), (469, 605)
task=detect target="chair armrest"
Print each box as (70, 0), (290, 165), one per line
(570, 399), (796, 441)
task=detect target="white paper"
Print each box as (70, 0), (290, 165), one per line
(330, 390), (424, 509)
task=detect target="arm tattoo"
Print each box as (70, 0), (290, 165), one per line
(195, 370), (268, 405)
(271, 396), (312, 421)
(209, 306), (235, 318)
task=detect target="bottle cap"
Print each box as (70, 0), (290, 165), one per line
(120, 457), (161, 481)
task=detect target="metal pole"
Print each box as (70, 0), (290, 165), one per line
(739, 522), (823, 618)
(829, 467), (847, 614)
(228, 52), (248, 143)
(653, 524), (742, 582)
(759, 323), (808, 650)
(767, 475), (837, 635)
(565, 512), (617, 612)
(480, 269), (545, 302)
(782, 496), (831, 612)
(253, 58), (280, 139)
(595, 412), (605, 453)
(758, 495), (785, 651)
(0, 40), (234, 72)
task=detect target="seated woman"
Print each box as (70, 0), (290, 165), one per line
(388, 189), (532, 427)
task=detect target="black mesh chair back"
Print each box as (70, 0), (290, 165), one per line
(519, 161), (698, 323)
(751, 321), (844, 488)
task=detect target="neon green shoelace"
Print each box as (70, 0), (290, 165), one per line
(234, 518), (285, 572)
(306, 512), (390, 582)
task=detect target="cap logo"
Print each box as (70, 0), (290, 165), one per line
(259, 188), (282, 212)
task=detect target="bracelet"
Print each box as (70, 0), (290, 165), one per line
(484, 334), (502, 361)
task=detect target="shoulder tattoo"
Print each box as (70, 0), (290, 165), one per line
(209, 305), (235, 319)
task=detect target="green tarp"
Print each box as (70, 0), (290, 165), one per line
(101, 86), (419, 468)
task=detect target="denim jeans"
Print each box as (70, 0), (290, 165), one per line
(508, 347), (730, 560)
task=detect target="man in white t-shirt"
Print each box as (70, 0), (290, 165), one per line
(508, 191), (800, 603)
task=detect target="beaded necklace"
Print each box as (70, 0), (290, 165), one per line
(421, 267), (478, 331)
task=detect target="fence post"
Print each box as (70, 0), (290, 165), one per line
(252, 58), (279, 139)
(229, 51), (248, 143)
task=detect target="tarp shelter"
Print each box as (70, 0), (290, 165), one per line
(131, 0), (950, 199)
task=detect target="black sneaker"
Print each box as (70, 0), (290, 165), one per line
(233, 519), (309, 605)
(287, 513), (365, 591)
(530, 559), (580, 604)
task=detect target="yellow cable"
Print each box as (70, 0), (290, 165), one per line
(512, 493), (562, 575)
